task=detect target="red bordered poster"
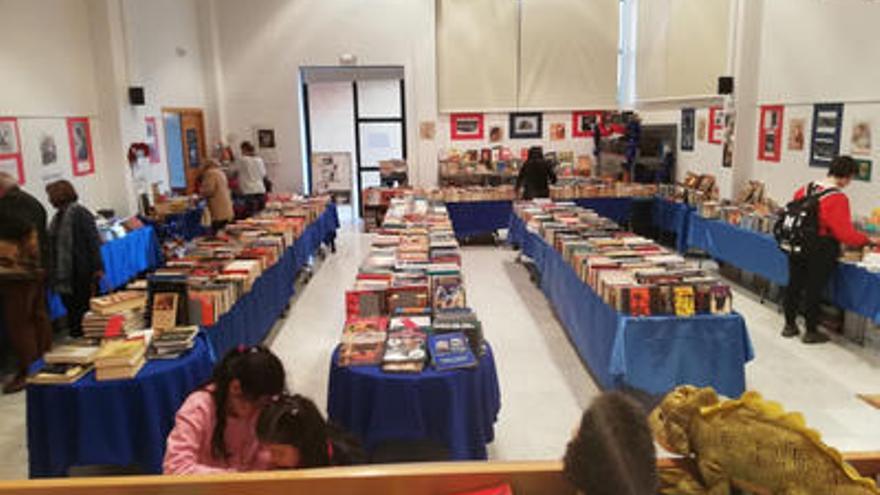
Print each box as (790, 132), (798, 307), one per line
(571, 111), (605, 137)
(758, 105), (784, 162)
(450, 113), (484, 140)
(145, 116), (161, 164)
(0, 117), (24, 185)
(67, 117), (95, 176)
(708, 106), (724, 144)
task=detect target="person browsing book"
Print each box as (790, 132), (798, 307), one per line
(236, 141), (268, 215)
(198, 159), (234, 232)
(163, 346), (286, 474)
(257, 394), (366, 469)
(515, 146), (557, 200)
(782, 156), (874, 344)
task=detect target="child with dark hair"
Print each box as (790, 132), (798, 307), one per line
(563, 392), (658, 495)
(257, 394), (366, 469)
(163, 346), (286, 474)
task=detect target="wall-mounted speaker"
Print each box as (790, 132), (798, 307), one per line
(718, 76), (734, 95)
(128, 86), (145, 106)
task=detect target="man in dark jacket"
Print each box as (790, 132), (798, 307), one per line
(516, 146), (557, 200)
(0, 173), (49, 271)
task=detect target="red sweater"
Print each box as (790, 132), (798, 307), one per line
(793, 183), (869, 247)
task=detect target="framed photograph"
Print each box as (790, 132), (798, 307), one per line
(708, 106), (724, 144)
(450, 113), (484, 140)
(509, 112), (542, 139)
(810, 103), (844, 167)
(680, 108), (695, 151)
(67, 117), (95, 176)
(257, 128), (276, 149)
(489, 125), (503, 143)
(851, 121), (871, 156)
(571, 111), (603, 137)
(0, 117), (24, 185)
(145, 117), (161, 164)
(854, 159), (872, 182)
(0, 155), (24, 185)
(788, 118), (806, 151)
(758, 105), (784, 162)
(550, 123), (565, 141)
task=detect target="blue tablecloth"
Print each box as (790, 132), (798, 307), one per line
(99, 226), (164, 293)
(157, 206), (208, 241)
(327, 344), (500, 460)
(828, 263), (880, 325)
(26, 333), (215, 478)
(652, 198), (695, 253)
(573, 197), (635, 225)
(205, 204), (340, 357)
(508, 214), (753, 398)
(446, 201), (514, 239)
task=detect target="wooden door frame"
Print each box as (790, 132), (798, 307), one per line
(162, 107), (206, 194)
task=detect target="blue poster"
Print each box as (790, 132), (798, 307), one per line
(809, 103), (843, 167)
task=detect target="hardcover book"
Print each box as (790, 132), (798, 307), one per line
(338, 331), (387, 367)
(673, 285), (696, 317)
(429, 332), (478, 371)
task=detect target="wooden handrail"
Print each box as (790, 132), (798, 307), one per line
(2, 454), (877, 495)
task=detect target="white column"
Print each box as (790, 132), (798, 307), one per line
(729, 0), (765, 197)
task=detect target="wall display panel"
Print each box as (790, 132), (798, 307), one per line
(66, 117), (94, 177)
(436, 0), (518, 111)
(0, 117), (24, 184)
(810, 103), (844, 168)
(518, 0), (619, 109)
(758, 105), (784, 162)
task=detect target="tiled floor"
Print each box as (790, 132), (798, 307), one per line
(1, 227), (879, 479)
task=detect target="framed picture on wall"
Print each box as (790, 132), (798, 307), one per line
(708, 106), (724, 144)
(550, 123), (565, 141)
(257, 129), (276, 149)
(788, 118), (806, 151)
(571, 111), (603, 137)
(680, 108), (695, 151)
(145, 117), (161, 164)
(489, 125), (503, 143)
(0, 117), (24, 185)
(758, 105), (784, 162)
(509, 112), (542, 139)
(854, 158), (872, 182)
(450, 113), (484, 140)
(851, 121), (871, 156)
(810, 103), (844, 167)
(67, 117), (95, 176)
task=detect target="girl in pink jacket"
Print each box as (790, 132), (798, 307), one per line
(163, 346), (286, 474)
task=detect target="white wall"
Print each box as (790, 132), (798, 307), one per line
(209, 0), (437, 192)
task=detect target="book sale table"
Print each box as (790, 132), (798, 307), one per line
(327, 344), (501, 460)
(687, 213), (880, 325)
(651, 197), (696, 253)
(24, 204), (340, 478)
(98, 225), (164, 293)
(508, 214), (754, 398)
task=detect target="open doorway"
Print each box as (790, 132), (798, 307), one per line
(300, 66), (406, 224)
(163, 107), (206, 194)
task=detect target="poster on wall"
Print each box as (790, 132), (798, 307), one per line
(550, 123), (565, 141)
(680, 108), (695, 151)
(758, 105), (784, 162)
(0, 117), (24, 185)
(450, 113), (484, 140)
(145, 117), (161, 164)
(23, 119), (71, 185)
(708, 107), (724, 144)
(509, 112), (542, 139)
(311, 152), (353, 203)
(851, 121), (871, 156)
(571, 111), (603, 137)
(66, 117), (94, 176)
(809, 103), (844, 167)
(855, 158), (872, 182)
(489, 126), (503, 143)
(788, 118), (806, 151)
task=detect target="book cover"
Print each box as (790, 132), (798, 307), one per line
(382, 328), (427, 369)
(694, 284), (712, 314)
(345, 289), (385, 318)
(27, 363), (93, 385)
(673, 286), (696, 317)
(628, 287), (652, 316)
(338, 331), (387, 367)
(44, 345), (100, 365)
(151, 292), (179, 332)
(710, 285), (732, 314)
(429, 332), (478, 371)
(96, 356), (146, 381)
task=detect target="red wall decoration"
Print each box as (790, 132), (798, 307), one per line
(708, 106), (724, 144)
(0, 117), (24, 185)
(67, 117), (95, 176)
(758, 105), (784, 162)
(571, 111), (604, 137)
(450, 113), (484, 140)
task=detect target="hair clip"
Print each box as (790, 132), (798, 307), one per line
(237, 344), (247, 354)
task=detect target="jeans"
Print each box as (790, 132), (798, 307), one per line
(784, 237), (840, 333)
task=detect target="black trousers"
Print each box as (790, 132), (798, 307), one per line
(784, 237), (840, 333)
(61, 280), (94, 338)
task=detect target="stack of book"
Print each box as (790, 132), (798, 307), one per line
(94, 338), (148, 381)
(27, 344), (101, 385)
(338, 317), (388, 367)
(82, 308), (146, 340)
(149, 326), (199, 360)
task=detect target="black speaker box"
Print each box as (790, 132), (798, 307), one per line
(718, 77), (734, 95)
(128, 86), (145, 106)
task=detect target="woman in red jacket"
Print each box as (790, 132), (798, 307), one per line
(783, 156), (873, 343)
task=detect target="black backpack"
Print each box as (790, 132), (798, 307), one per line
(774, 183), (837, 255)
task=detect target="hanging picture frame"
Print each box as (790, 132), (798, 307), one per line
(788, 118), (806, 151)
(549, 123), (565, 141)
(67, 117), (95, 176)
(450, 113), (484, 140)
(854, 158), (872, 182)
(509, 112), (542, 139)
(810, 103), (844, 167)
(758, 105), (784, 162)
(0, 117), (24, 184)
(257, 129), (276, 149)
(145, 117), (161, 164)
(489, 125), (503, 143)
(680, 108), (695, 151)
(708, 106), (724, 144)
(571, 111), (603, 138)
(851, 121), (871, 156)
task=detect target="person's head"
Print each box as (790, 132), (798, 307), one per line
(45, 180), (78, 209)
(0, 172), (17, 197)
(828, 155), (858, 188)
(240, 141), (256, 156)
(209, 346), (286, 460)
(257, 394), (331, 468)
(202, 158), (220, 171)
(563, 392), (658, 495)
(527, 146), (544, 162)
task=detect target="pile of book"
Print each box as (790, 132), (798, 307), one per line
(94, 338), (148, 381)
(338, 195), (483, 373)
(149, 326), (199, 360)
(82, 291), (148, 339)
(517, 200), (733, 317)
(27, 344), (101, 385)
(550, 178), (656, 200)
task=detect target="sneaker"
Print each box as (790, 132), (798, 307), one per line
(2, 374), (26, 395)
(781, 323), (800, 338)
(802, 331), (830, 344)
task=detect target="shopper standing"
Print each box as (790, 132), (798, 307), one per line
(236, 141), (268, 216)
(515, 146), (557, 200)
(782, 156), (873, 344)
(198, 159), (234, 233)
(45, 180), (103, 338)
(0, 173), (49, 270)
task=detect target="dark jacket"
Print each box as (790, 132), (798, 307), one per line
(516, 159), (557, 200)
(0, 187), (49, 270)
(48, 203), (104, 294)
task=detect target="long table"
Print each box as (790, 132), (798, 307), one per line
(509, 214), (754, 398)
(652, 197), (696, 253)
(686, 214), (880, 325)
(99, 226), (164, 293)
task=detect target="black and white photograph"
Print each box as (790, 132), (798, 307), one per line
(509, 112), (542, 139)
(40, 134), (57, 166)
(257, 128), (276, 149)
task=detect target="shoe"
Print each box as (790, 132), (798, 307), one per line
(781, 323), (800, 338)
(2, 374), (26, 394)
(802, 331), (830, 344)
